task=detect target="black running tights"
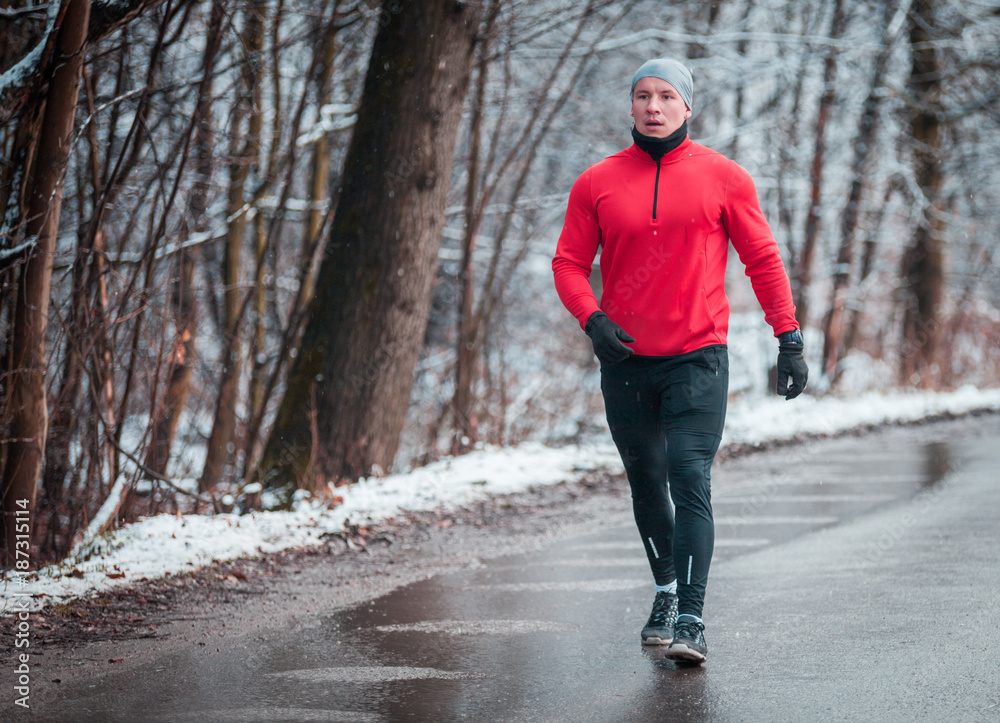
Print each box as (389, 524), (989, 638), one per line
(600, 345), (728, 618)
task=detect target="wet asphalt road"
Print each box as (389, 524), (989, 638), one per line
(25, 413), (1000, 721)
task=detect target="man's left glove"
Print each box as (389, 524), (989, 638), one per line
(776, 329), (808, 400)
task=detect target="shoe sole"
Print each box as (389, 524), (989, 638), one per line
(665, 643), (706, 662)
(641, 634), (673, 646)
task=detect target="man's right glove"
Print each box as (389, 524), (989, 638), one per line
(585, 311), (635, 365)
(776, 329), (808, 400)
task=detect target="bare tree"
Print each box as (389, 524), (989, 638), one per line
(1, 0), (92, 567)
(200, 0), (266, 493)
(450, 0), (600, 454)
(897, 0), (946, 387)
(257, 0), (483, 496)
(820, 0), (912, 382)
(241, 3), (363, 484)
(794, 0), (846, 330)
(443, 0), (633, 455)
(145, 0), (226, 479)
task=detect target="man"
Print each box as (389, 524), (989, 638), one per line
(552, 57), (807, 664)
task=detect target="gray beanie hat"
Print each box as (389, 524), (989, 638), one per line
(630, 57), (693, 111)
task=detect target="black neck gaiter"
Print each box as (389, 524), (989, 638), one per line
(631, 120), (688, 163)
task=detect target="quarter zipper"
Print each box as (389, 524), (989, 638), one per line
(652, 157), (662, 220)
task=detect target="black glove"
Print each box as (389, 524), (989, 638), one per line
(776, 329), (808, 400)
(585, 311), (635, 365)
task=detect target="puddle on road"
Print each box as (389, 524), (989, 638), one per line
(373, 619), (575, 635)
(712, 433), (959, 530)
(268, 666), (486, 682)
(165, 707), (381, 722)
(921, 440), (952, 488)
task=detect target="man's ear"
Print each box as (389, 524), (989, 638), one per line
(684, 107), (692, 119)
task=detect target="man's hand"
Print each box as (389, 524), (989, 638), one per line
(585, 311), (635, 365)
(775, 329), (809, 399)
(776, 329), (808, 400)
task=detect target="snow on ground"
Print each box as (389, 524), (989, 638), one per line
(723, 384), (1000, 447)
(4, 385), (1000, 613)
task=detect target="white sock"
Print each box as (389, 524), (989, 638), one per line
(676, 613), (703, 624)
(654, 580), (677, 595)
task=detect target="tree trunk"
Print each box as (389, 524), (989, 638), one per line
(200, 0), (264, 493)
(1, 0), (91, 569)
(248, 0), (289, 433)
(450, 0), (499, 455)
(35, 63), (116, 559)
(145, 0), (224, 478)
(145, 250), (197, 476)
(898, 0), (945, 388)
(727, 0), (755, 160)
(241, 4), (348, 480)
(774, 9), (819, 281)
(821, 0), (912, 381)
(684, 1), (722, 138)
(298, 7), (342, 316)
(795, 0), (845, 330)
(38, 233), (91, 555)
(842, 178), (898, 360)
(448, 0), (602, 455)
(258, 0), (481, 496)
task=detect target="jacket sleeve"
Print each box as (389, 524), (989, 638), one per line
(721, 163), (799, 336)
(552, 168), (602, 329)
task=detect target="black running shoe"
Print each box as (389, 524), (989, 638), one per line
(640, 591), (678, 645)
(666, 618), (707, 662)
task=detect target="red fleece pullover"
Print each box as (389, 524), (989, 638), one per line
(552, 136), (798, 356)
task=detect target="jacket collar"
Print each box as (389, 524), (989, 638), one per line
(626, 135), (693, 164)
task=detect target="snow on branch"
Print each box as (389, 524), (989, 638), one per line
(0, 237), (36, 263)
(76, 86), (147, 132)
(72, 471), (132, 558)
(0, 5), (52, 20)
(0, 2), (60, 122)
(3, 0), (180, 120)
(444, 191), (569, 218)
(296, 103), (356, 146)
(52, 195), (331, 270)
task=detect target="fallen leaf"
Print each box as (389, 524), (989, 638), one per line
(109, 658), (124, 664)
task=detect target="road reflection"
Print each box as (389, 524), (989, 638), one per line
(922, 440), (952, 488)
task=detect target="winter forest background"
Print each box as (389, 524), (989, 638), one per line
(1, 0), (998, 566)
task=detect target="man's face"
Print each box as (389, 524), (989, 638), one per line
(630, 77), (691, 138)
